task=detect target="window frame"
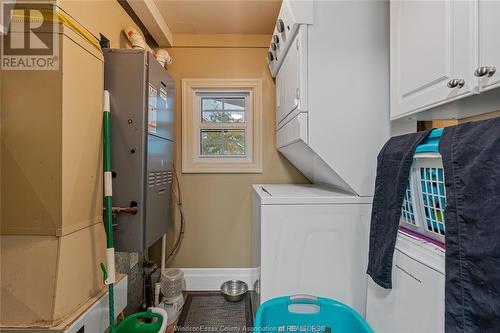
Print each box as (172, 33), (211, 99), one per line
(182, 79), (263, 173)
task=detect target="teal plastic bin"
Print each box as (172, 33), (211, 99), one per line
(254, 295), (373, 333)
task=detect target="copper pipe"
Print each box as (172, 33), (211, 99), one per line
(110, 206), (138, 214)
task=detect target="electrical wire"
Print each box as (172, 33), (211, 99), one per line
(166, 164), (185, 264)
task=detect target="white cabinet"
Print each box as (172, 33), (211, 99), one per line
(477, 0), (500, 92)
(390, 0), (475, 119)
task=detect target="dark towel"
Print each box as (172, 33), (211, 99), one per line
(440, 117), (500, 333)
(366, 129), (431, 288)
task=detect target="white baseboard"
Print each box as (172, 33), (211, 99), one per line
(180, 267), (260, 291)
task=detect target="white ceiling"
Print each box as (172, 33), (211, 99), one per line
(153, 0), (282, 35)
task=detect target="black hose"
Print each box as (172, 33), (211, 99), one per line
(166, 165), (185, 263)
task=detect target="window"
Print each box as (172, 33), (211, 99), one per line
(182, 79), (262, 173)
(199, 94), (248, 157)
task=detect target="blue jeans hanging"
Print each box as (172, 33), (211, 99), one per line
(440, 117), (500, 333)
(366, 129), (431, 288)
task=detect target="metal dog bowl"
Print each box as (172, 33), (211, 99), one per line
(221, 280), (248, 302)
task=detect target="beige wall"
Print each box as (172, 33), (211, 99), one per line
(154, 42), (308, 268)
(58, 0), (142, 48)
(56, 1), (307, 269)
(3, 1), (304, 282)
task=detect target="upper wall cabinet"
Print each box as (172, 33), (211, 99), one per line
(477, 0), (500, 92)
(391, 0), (476, 119)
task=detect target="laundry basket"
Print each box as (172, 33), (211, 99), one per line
(254, 295), (373, 333)
(400, 128), (446, 246)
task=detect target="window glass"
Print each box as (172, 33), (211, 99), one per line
(200, 129), (246, 156)
(201, 97), (245, 123)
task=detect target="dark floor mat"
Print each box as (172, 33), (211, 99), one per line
(176, 292), (253, 332)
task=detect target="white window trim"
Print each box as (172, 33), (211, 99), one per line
(182, 78), (263, 173)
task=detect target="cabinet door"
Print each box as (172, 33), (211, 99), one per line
(477, 0), (500, 92)
(390, 0), (475, 119)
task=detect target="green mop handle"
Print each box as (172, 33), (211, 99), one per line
(102, 90), (116, 332)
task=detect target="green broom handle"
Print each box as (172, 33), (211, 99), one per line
(103, 90), (115, 332)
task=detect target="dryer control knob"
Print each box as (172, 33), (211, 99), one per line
(271, 42), (277, 51)
(273, 35), (280, 44)
(267, 51), (275, 62)
(276, 19), (285, 33)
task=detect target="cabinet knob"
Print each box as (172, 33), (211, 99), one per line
(447, 78), (465, 89)
(276, 19), (285, 33)
(474, 66), (496, 78)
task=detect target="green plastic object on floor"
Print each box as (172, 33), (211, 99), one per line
(115, 309), (164, 333)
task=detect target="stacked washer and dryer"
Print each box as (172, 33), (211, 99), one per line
(251, 0), (445, 331)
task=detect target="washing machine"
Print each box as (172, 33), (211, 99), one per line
(251, 184), (372, 316)
(366, 231), (445, 333)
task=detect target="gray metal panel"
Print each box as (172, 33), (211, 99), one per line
(104, 49), (174, 252)
(147, 52), (175, 141)
(104, 49), (148, 252)
(104, 49), (175, 252)
(145, 135), (173, 248)
(144, 52), (174, 249)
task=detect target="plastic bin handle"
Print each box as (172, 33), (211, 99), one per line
(289, 294), (318, 303)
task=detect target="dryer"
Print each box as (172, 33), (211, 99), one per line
(267, 0), (391, 196)
(366, 232), (445, 333)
